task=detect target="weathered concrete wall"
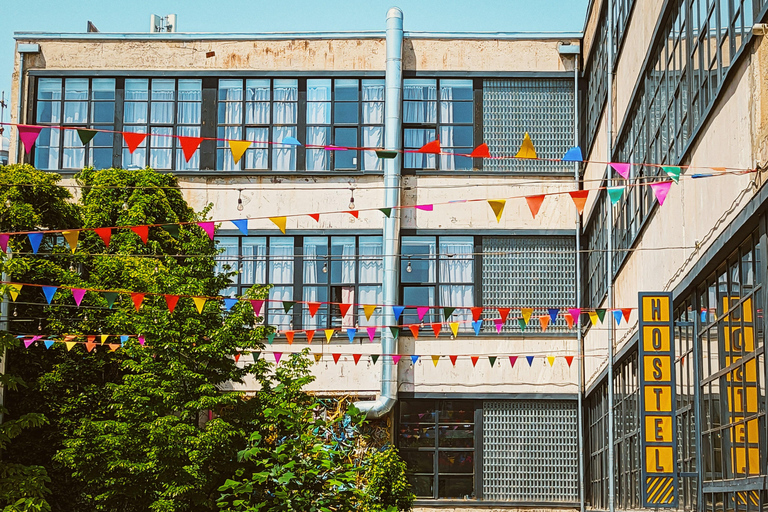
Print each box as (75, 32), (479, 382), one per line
(414, 506), (579, 512)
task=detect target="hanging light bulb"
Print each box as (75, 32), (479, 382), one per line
(4, 199), (10, 208)
(322, 261), (328, 273)
(12, 307), (17, 317)
(38, 319), (42, 331)
(348, 186), (356, 210)
(406, 260), (412, 273)
(237, 198), (244, 211)
(122, 201), (129, 211)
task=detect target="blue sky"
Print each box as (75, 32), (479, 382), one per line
(0, 0), (589, 135)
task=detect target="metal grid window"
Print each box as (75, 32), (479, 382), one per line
(612, 0), (637, 55)
(613, 352), (641, 510)
(583, 12), (608, 154)
(610, 0), (762, 273)
(216, 79), (298, 171)
(586, 381), (610, 509)
(305, 79), (384, 171)
(122, 78), (202, 171)
(403, 79), (474, 170)
(482, 401), (578, 502)
(33, 77), (115, 170)
(483, 79), (573, 173)
(398, 399), (476, 500)
(674, 299), (699, 512)
(481, 236), (576, 332)
(214, 234), (382, 335)
(583, 191), (609, 309)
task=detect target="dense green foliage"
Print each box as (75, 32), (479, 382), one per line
(0, 164), (413, 512)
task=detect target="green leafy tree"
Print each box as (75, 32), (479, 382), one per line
(359, 446), (414, 512)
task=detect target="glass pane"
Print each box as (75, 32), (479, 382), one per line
(124, 79), (148, 101)
(330, 236), (355, 284)
(334, 102), (358, 124)
(241, 237), (267, 284)
(438, 400), (475, 422)
(307, 79), (331, 101)
(404, 79), (437, 123)
(401, 236), (436, 283)
(91, 101), (115, 123)
(358, 236), (383, 283)
(64, 78), (88, 100)
(219, 79), (243, 101)
(399, 425), (436, 448)
(402, 287), (435, 324)
(123, 101), (147, 124)
(438, 475), (474, 498)
(273, 79), (298, 101)
(36, 101), (60, 123)
(269, 237), (294, 284)
(37, 78), (62, 100)
(440, 79), (473, 100)
(151, 79), (175, 100)
(438, 426), (474, 448)
(334, 79), (358, 101)
(401, 451), (434, 473)
(407, 475), (434, 498)
(400, 400), (437, 423)
(440, 125), (473, 148)
(272, 126), (296, 170)
(64, 101), (87, 124)
(91, 78), (115, 100)
(303, 236), (328, 285)
(215, 236), (240, 277)
(334, 128), (357, 169)
(445, 100), (473, 124)
(437, 450), (474, 472)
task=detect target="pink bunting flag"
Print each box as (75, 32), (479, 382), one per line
(0, 234), (9, 253)
(24, 335), (43, 348)
(17, 125), (42, 154)
(138, 336), (145, 346)
(415, 204), (433, 211)
(509, 355), (518, 368)
(250, 299), (264, 316)
(610, 162), (631, 179)
(494, 318), (504, 333)
(71, 288), (86, 306)
(417, 307), (429, 321)
(567, 308), (581, 323)
(273, 352), (282, 364)
(392, 355), (402, 364)
(197, 222), (215, 240)
(367, 327), (377, 342)
(650, 181), (673, 206)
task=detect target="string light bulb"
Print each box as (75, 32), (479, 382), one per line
(12, 307), (17, 317)
(322, 261), (328, 273)
(406, 260), (412, 273)
(38, 319), (42, 331)
(348, 187), (355, 210)
(237, 189), (244, 211)
(122, 201), (129, 211)
(4, 199), (10, 208)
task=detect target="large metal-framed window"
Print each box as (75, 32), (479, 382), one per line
(613, 352), (641, 510)
(214, 234), (382, 334)
(403, 78), (474, 171)
(216, 78), (298, 171)
(586, 381), (610, 509)
(582, 5), (608, 154)
(483, 79), (574, 174)
(122, 78), (202, 171)
(398, 399), (477, 500)
(612, 0), (637, 56)
(583, 190), (609, 309)
(674, 298), (698, 512)
(305, 78), (384, 171)
(33, 77), (115, 170)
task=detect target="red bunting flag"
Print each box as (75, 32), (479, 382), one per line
(498, 308), (511, 323)
(353, 353), (362, 365)
(94, 227), (111, 247)
(130, 225), (149, 244)
(622, 308), (632, 322)
(469, 143), (491, 158)
(347, 210), (359, 219)
(309, 213), (320, 222)
(285, 331), (294, 344)
(332, 353), (341, 364)
(122, 131), (147, 154)
(509, 356), (518, 367)
(568, 190), (590, 215)
(449, 355), (458, 366)
(306, 330), (315, 344)
(525, 195), (545, 218)
(471, 356), (479, 367)
(565, 356), (574, 367)
(409, 324), (420, 339)
(165, 295), (179, 313)
(339, 303), (352, 318)
(470, 307), (483, 322)
(234, 353), (241, 363)
(178, 136), (203, 162)
(250, 299), (264, 316)
(431, 323), (442, 338)
(131, 293), (145, 311)
(307, 302), (321, 317)
(417, 139), (441, 154)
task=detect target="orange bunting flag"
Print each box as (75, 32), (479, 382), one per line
(431, 323), (442, 338)
(409, 324), (420, 339)
(94, 227), (111, 247)
(515, 132), (537, 159)
(179, 136), (203, 162)
(487, 199), (506, 223)
(363, 305), (377, 321)
(269, 217), (287, 234)
(234, 353), (241, 363)
(85, 341), (96, 352)
(431, 355), (440, 367)
(521, 308), (533, 325)
(228, 140), (251, 164)
(569, 190), (590, 215)
(307, 302), (321, 318)
(324, 329), (334, 343)
(469, 143), (491, 158)
(285, 331), (295, 344)
(62, 230), (79, 253)
(122, 131), (147, 154)
(498, 308), (511, 323)
(353, 353), (362, 365)
(547, 356), (556, 367)
(165, 295), (179, 313)
(525, 195), (545, 218)
(539, 315), (550, 332)
(417, 139), (441, 154)
(130, 225), (149, 244)
(565, 356), (574, 367)
(131, 293), (145, 311)
(193, 297), (207, 314)
(564, 313), (574, 329)
(347, 210), (359, 219)
(449, 322), (460, 337)
(306, 330), (315, 344)
(108, 343), (120, 352)
(471, 356), (479, 367)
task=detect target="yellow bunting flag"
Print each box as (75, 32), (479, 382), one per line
(515, 132), (537, 159)
(547, 355), (556, 367)
(313, 353), (322, 363)
(100, 334), (109, 345)
(193, 297), (207, 314)
(588, 311), (600, 326)
(324, 329), (334, 343)
(228, 140), (251, 164)
(487, 199), (506, 223)
(449, 322), (460, 337)
(269, 217), (287, 234)
(65, 341), (76, 351)
(521, 308), (533, 325)
(62, 230), (79, 253)
(431, 355), (441, 367)
(8, 284), (22, 301)
(363, 305), (377, 321)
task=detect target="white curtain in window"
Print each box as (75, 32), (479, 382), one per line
(269, 286), (293, 329)
(269, 243), (293, 284)
(244, 128), (269, 170)
(306, 127), (329, 170)
(272, 126), (297, 170)
(358, 285), (383, 328)
(245, 81), (270, 124)
(439, 86), (456, 170)
(403, 82), (437, 123)
(358, 238), (383, 283)
(362, 126), (383, 170)
(404, 129), (434, 169)
(439, 238), (474, 329)
(341, 287), (355, 328)
(241, 238), (267, 284)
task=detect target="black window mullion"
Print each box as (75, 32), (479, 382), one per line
(112, 78), (125, 169)
(171, 79), (178, 170)
(200, 77), (216, 170)
(56, 79), (65, 170)
(296, 79), (307, 172)
(472, 78), (483, 171)
(293, 235), (303, 330)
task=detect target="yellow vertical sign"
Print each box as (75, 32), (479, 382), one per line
(639, 292), (677, 508)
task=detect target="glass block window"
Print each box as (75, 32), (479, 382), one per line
(481, 237), (576, 332)
(483, 401), (578, 502)
(483, 79), (573, 173)
(122, 78), (202, 171)
(34, 77), (115, 170)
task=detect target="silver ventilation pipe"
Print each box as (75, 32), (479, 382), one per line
(354, 6), (403, 419)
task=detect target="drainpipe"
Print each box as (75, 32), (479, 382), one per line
(354, 6), (403, 419)
(606, 2), (616, 512)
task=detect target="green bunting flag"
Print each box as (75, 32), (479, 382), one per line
(375, 150), (398, 159)
(161, 224), (180, 238)
(371, 354), (379, 365)
(282, 301), (295, 314)
(518, 318), (526, 331)
(103, 291), (118, 309)
(253, 352), (261, 360)
(266, 333), (276, 344)
(488, 356), (497, 367)
(77, 129), (98, 145)
(595, 309), (606, 322)
(663, 166), (681, 183)
(443, 307), (455, 320)
(379, 208), (392, 218)
(608, 186), (625, 205)
(389, 326), (400, 339)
